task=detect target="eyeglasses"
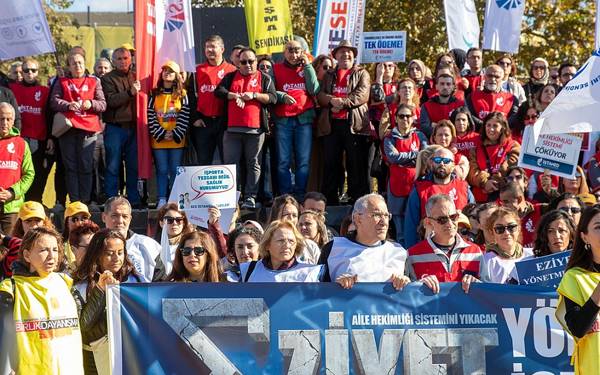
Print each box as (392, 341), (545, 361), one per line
(432, 156), (453, 165)
(493, 223), (519, 234)
(506, 174), (524, 181)
(164, 216), (184, 224)
(396, 113), (412, 119)
(361, 212), (392, 222)
(258, 64), (271, 70)
(559, 206), (582, 214)
(287, 47), (302, 53)
(181, 246), (206, 256)
(23, 68), (38, 73)
(70, 216), (89, 224)
(240, 59), (256, 66)
(524, 114), (539, 121)
(532, 65), (546, 70)
(428, 213), (460, 225)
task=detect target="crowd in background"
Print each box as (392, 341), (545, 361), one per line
(0, 34), (599, 374)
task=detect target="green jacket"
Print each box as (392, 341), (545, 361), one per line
(1, 127), (34, 214)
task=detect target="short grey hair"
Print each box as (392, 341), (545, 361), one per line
(104, 195), (132, 214)
(353, 193), (386, 216)
(0, 102), (16, 119)
(424, 194), (455, 217)
(94, 57), (112, 69)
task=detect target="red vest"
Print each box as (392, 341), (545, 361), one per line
(408, 238), (483, 282)
(472, 139), (516, 202)
(388, 102), (421, 129)
(469, 89), (514, 121)
(370, 82), (396, 122)
(332, 69), (350, 120)
(415, 178), (470, 217)
(59, 76), (101, 132)
(521, 204), (543, 248)
(0, 136), (25, 189)
(455, 132), (480, 159)
(195, 61), (236, 117)
(273, 63), (314, 117)
(9, 83), (49, 140)
(386, 131), (422, 197)
(227, 72), (262, 128)
(423, 98), (464, 123)
(464, 74), (482, 92)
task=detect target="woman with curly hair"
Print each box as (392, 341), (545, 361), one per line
(240, 220), (324, 282)
(224, 225), (262, 281)
(167, 230), (222, 282)
(72, 228), (140, 375)
(533, 210), (576, 257)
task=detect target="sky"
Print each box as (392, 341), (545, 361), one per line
(58, 0), (133, 12)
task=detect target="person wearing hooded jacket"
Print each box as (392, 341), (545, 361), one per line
(0, 103), (34, 235)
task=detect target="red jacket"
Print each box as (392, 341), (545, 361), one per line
(407, 235), (483, 282)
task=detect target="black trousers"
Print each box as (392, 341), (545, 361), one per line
(59, 128), (96, 203)
(321, 120), (371, 205)
(25, 139), (54, 203)
(190, 116), (225, 166)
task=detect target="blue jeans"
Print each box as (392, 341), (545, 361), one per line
(275, 117), (312, 197)
(104, 123), (140, 204)
(153, 148), (184, 199)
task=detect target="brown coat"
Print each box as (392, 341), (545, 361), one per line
(316, 66), (370, 137)
(101, 69), (136, 125)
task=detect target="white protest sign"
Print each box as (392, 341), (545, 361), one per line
(0, 0), (56, 60)
(169, 165), (238, 229)
(360, 31), (406, 63)
(518, 126), (582, 179)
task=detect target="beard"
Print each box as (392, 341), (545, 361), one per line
(434, 167), (450, 179)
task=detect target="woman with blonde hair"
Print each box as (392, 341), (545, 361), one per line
(167, 231), (222, 282)
(240, 220), (324, 282)
(414, 144), (443, 180)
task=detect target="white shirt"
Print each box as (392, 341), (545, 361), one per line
(240, 260), (323, 282)
(483, 247), (534, 284)
(127, 233), (161, 282)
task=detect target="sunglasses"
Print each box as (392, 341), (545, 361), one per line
(287, 47), (302, 53)
(428, 213), (460, 225)
(559, 206), (582, 214)
(524, 114), (539, 121)
(432, 156), (453, 165)
(181, 246), (206, 256)
(396, 113), (412, 119)
(321, 65), (333, 71)
(240, 59), (256, 66)
(23, 68), (38, 73)
(164, 216), (184, 224)
(532, 65), (546, 70)
(258, 64), (271, 70)
(493, 223), (519, 234)
(70, 216), (89, 224)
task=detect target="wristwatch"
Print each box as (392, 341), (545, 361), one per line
(252, 92), (257, 100)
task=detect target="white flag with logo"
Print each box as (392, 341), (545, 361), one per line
(533, 51), (600, 141)
(154, 0), (196, 73)
(482, 0), (525, 53)
(444, 0), (480, 51)
(0, 0), (55, 60)
(313, 0), (366, 60)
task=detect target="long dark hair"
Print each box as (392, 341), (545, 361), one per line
(533, 210), (576, 257)
(73, 229), (136, 298)
(481, 112), (511, 145)
(226, 226), (263, 264)
(450, 106), (475, 134)
(168, 231), (222, 282)
(566, 205), (600, 271)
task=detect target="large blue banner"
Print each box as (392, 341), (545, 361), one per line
(107, 283), (574, 374)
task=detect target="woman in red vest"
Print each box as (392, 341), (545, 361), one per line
(50, 52), (106, 204)
(450, 106), (480, 159)
(382, 103), (427, 244)
(467, 112), (520, 203)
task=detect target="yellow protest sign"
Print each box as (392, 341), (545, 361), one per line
(244, 0), (294, 55)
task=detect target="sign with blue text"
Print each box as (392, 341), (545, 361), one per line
(518, 126), (582, 179)
(515, 251), (571, 288)
(360, 31), (407, 63)
(107, 283), (573, 374)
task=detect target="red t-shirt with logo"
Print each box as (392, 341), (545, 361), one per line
(195, 61), (237, 117)
(332, 69), (350, 120)
(9, 83), (49, 140)
(227, 72), (262, 128)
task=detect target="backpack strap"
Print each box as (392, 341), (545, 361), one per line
(243, 261), (258, 283)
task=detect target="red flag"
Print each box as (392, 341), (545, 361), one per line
(134, 0), (156, 179)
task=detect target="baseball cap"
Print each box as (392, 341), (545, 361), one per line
(18, 201), (46, 221)
(65, 201), (90, 218)
(161, 60), (181, 74)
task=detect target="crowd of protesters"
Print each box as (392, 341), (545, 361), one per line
(0, 34), (598, 374)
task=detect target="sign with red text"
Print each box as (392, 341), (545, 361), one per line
(518, 126), (582, 179)
(168, 165), (238, 229)
(360, 31), (406, 63)
(313, 0), (366, 59)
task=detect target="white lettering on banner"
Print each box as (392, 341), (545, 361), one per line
(282, 82), (306, 92)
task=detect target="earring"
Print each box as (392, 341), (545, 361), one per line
(586, 243), (592, 251)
